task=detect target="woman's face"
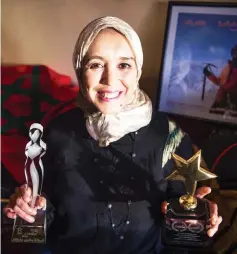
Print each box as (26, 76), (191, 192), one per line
(81, 28), (138, 114)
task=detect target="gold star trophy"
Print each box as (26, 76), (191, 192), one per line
(162, 150), (217, 251)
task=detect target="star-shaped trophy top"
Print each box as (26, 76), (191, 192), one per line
(167, 150), (217, 197)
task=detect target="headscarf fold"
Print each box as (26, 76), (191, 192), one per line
(73, 16), (152, 147)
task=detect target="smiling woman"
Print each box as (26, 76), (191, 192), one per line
(74, 18), (152, 147)
(3, 16), (222, 254)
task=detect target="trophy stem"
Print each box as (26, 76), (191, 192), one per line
(179, 194), (197, 210)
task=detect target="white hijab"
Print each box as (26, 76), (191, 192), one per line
(73, 16), (152, 147)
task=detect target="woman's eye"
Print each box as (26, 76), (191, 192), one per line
(118, 63), (131, 69)
(89, 63), (103, 69)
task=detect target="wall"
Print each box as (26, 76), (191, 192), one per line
(2, 0), (237, 103)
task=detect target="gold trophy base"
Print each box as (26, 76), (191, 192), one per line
(179, 194), (197, 210)
(11, 209), (46, 244)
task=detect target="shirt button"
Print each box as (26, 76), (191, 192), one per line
(130, 176), (134, 180)
(108, 204), (112, 209)
(120, 235), (124, 240)
(132, 153), (136, 158)
(100, 180), (104, 184)
(113, 157), (119, 164)
(135, 131), (138, 135)
(94, 158), (98, 162)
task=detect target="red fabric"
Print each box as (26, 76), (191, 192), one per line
(224, 67), (237, 94)
(1, 65), (79, 183)
(41, 101), (77, 127)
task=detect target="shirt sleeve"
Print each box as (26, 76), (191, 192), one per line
(162, 120), (194, 199)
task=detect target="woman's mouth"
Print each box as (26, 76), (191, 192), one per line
(97, 91), (122, 102)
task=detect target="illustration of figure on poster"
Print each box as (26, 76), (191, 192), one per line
(203, 44), (237, 117)
(166, 12), (237, 117)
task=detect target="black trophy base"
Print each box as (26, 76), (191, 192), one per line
(162, 197), (212, 252)
(11, 209), (46, 244)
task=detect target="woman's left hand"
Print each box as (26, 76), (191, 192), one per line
(161, 186), (222, 237)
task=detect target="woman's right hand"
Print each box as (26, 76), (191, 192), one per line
(3, 184), (46, 223)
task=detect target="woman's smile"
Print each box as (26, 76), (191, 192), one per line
(97, 90), (123, 102)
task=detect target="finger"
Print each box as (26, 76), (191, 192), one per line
(35, 196), (46, 209)
(5, 211), (17, 219)
(15, 197), (37, 216)
(208, 216), (222, 237)
(3, 205), (16, 219)
(15, 185), (26, 199)
(13, 205), (35, 223)
(209, 201), (218, 215)
(4, 209), (17, 219)
(3, 203), (14, 212)
(209, 201), (218, 224)
(8, 194), (17, 209)
(15, 186), (22, 197)
(161, 201), (168, 214)
(20, 185), (32, 203)
(195, 187), (211, 199)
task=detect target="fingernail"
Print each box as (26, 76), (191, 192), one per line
(218, 216), (222, 223)
(29, 217), (35, 223)
(208, 230), (214, 237)
(211, 216), (217, 224)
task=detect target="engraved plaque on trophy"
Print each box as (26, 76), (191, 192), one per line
(12, 123), (47, 244)
(162, 150), (217, 251)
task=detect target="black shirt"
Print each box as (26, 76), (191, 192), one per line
(42, 107), (193, 254)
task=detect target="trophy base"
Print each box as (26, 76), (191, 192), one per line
(162, 197), (212, 251)
(11, 209), (46, 244)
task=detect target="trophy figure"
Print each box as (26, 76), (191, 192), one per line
(162, 150), (217, 251)
(12, 123), (47, 244)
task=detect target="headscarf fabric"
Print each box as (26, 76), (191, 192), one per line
(73, 16), (152, 147)
(73, 16), (143, 80)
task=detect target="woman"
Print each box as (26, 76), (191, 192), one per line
(4, 17), (222, 254)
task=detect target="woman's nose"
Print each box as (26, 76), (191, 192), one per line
(101, 66), (119, 86)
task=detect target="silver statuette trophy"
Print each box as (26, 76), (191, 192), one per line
(12, 123), (47, 244)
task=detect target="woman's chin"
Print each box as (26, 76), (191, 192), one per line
(96, 104), (122, 115)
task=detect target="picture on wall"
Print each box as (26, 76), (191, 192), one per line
(157, 2), (237, 125)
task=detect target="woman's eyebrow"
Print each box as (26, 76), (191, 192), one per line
(85, 56), (135, 62)
(86, 56), (104, 61)
(119, 57), (135, 61)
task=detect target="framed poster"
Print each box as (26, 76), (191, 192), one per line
(157, 2), (237, 125)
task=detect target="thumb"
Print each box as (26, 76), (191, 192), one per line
(195, 187), (211, 199)
(35, 196), (46, 210)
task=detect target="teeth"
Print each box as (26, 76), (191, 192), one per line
(99, 92), (119, 99)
